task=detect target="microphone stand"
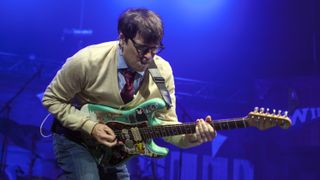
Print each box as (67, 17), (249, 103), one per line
(0, 67), (42, 177)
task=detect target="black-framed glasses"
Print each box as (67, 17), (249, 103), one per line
(130, 38), (164, 56)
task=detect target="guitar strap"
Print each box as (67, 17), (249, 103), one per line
(148, 60), (172, 109)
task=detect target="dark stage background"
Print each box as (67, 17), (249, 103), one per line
(0, 0), (320, 179)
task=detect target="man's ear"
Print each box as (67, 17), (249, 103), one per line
(119, 33), (127, 50)
(119, 33), (125, 42)
(118, 32), (123, 39)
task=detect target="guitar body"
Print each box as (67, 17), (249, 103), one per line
(81, 98), (169, 167)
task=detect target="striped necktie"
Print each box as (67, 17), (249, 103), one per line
(120, 69), (136, 103)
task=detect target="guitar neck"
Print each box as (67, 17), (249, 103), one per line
(140, 117), (249, 140)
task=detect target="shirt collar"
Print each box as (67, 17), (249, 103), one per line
(117, 45), (144, 77)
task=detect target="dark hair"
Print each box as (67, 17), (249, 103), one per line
(118, 8), (164, 44)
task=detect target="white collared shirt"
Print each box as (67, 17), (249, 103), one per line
(117, 47), (145, 93)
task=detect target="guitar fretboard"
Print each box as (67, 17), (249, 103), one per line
(139, 118), (249, 140)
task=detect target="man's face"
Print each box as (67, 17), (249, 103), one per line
(121, 33), (161, 72)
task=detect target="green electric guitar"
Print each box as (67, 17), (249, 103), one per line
(80, 98), (291, 167)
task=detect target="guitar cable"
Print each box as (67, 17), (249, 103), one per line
(39, 113), (52, 138)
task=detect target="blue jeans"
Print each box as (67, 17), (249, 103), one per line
(52, 133), (130, 180)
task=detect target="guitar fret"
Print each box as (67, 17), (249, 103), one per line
(171, 126), (176, 136)
(235, 120), (242, 128)
(181, 126), (185, 134)
(184, 124), (193, 134)
(187, 125), (191, 134)
(169, 126), (174, 136)
(235, 119), (246, 128)
(242, 118), (247, 128)
(183, 125), (188, 134)
(161, 127), (165, 137)
(221, 122), (229, 130)
(153, 128), (158, 138)
(189, 124), (196, 134)
(169, 126), (173, 136)
(161, 127), (166, 137)
(153, 128), (157, 138)
(155, 127), (161, 137)
(172, 127), (178, 135)
(185, 125), (189, 134)
(219, 122), (222, 131)
(177, 126), (181, 135)
(228, 121), (237, 129)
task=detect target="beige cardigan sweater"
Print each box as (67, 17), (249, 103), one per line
(42, 41), (197, 148)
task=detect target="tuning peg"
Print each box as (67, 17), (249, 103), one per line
(254, 107), (259, 113)
(266, 108), (270, 114)
(284, 111), (288, 117)
(260, 107), (265, 113)
(277, 110), (282, 116)
(272, 109), (276, 115)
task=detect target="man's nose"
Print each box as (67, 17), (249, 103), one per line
(143, 50), (154, 61)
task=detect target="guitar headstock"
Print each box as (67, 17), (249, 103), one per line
(246, 107), (292, 130)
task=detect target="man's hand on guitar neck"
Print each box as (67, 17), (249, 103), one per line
(91, 123), (118, 147)
(186, 115), (217, 145)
